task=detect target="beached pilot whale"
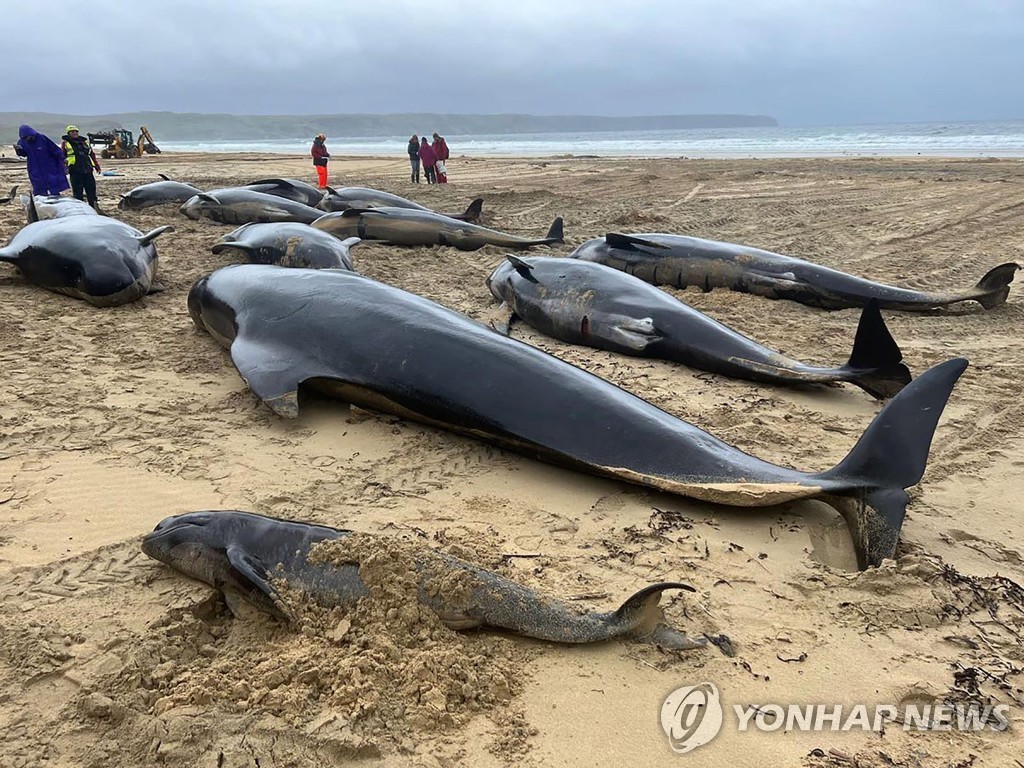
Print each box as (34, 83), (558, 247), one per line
(188, 265), (968, 569)
(20, 194), (97, 220)
(319, 186), (484, 222)
(0, 198), (172, 306)
(571, 233), (1020, 311)
(312, 208), (563, 251)
(142, 510), (711, 650)
(243, 178), (326, 208)
(118, 174), (203, 210)
(487, 256), (912, 399)
(212, 222), (358, 270)
(180, 189), (324, 225)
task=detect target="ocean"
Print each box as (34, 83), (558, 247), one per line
(157, 119), (1024, 159)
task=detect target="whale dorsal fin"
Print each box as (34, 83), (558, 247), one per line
(340, 208), (387, 217)
(604, 233), (670, 251)
(157, 173), (172, 181)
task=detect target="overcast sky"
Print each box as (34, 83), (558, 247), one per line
(5, 0), (1022, 125)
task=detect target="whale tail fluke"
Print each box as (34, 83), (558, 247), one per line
(972, 262), (1020, 309)
(841, 300), (913, 399)
(820, 357), (968, 568)
(0, 185), (18, 204)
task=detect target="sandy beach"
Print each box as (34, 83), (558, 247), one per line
(1, 152), (1022, 767)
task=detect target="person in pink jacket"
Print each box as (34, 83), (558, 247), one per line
(418, 137), (438, 184)
(432, 133), (450, 183)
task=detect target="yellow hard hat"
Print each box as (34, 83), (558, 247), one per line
(66, 125), (79, 133)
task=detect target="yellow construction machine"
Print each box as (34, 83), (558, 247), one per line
(87, 126), (162, 159)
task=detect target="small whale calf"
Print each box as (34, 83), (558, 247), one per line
(142, 510), (711, 650)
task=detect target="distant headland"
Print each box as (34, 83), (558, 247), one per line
(0, 111), (778, 144)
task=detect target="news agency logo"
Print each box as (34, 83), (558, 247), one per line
(660, 684), (1010, 754)
(660, 683), (724, 754)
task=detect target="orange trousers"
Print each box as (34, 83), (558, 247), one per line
(316, 165), (328, 188)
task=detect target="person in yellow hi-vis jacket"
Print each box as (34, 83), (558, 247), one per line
(61, 125), (101, 209)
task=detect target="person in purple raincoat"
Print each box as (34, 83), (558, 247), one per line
(13, 125), (70, 196)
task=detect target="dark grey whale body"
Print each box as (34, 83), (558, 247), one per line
(0, 214), (172, 306)
(118, 175), (203, 210)
(312, 208), (562, 251)
(319, 186), (484, 222)
(487, 256), (912, 398)
(142, 510), (707, 649)
(243, 178), (326, 208)
(572, 233), (1020, 311)
(181, 189), (324, 225)
(212, 222), (358, 270)
(187, 265), (967, 568)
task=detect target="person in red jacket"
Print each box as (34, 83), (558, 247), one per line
(431, 133), (450, 184)
(418, 137), (438, 184)
(311, 134), (330, 188)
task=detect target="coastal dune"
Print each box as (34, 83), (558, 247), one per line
(0, 152), (1021, 767)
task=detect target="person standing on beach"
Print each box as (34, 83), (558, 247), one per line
(408, 134), (421, 183)
(419, 137), (437, 184)
(311, 133), (330, 189)
(14, 125), (70, 196)
(431, 133), (450, 184)
(61, 126), (101, 209)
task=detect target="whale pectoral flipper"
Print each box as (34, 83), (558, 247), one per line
(225, 545), (290, 619)
(483, 301), (516, 336)
(226, 545), (275, 597)
(505, 254), (538, 282)
(228, 334), (312, 418)
(137, 225), (175, 246)
(608, 314), (661, 351)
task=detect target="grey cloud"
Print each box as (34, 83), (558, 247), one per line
(5, 0), (1023, 124)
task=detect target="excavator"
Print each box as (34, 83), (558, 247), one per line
(87, 126), (162, 159)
